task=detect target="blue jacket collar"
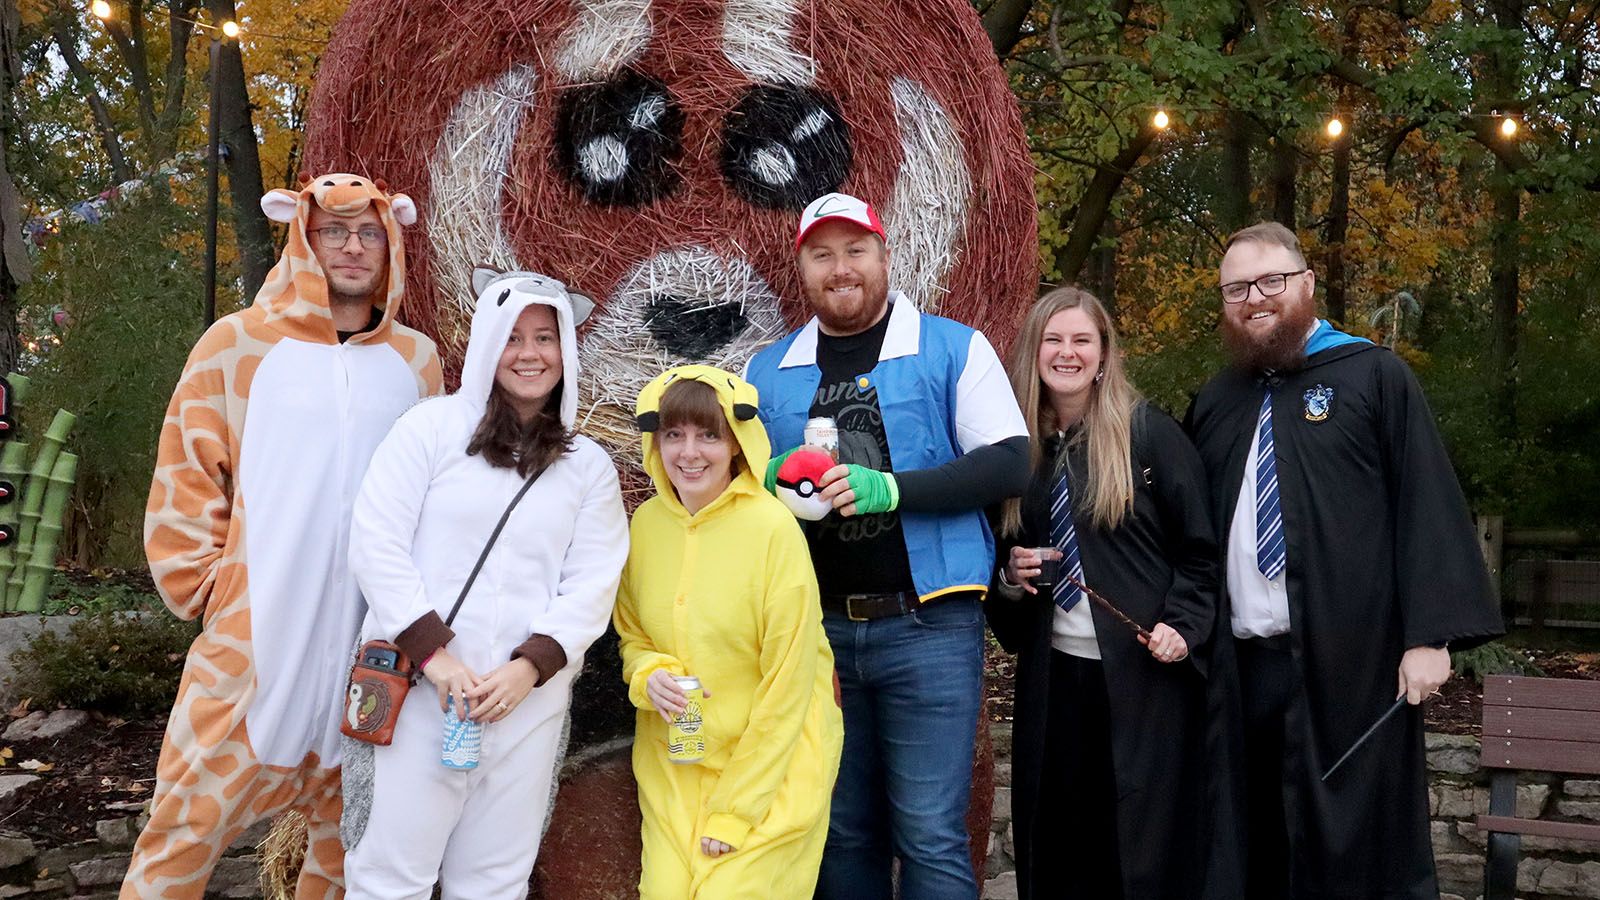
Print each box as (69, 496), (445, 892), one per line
(778, 291), (918, 369)
(1304, 318), (1372, 355)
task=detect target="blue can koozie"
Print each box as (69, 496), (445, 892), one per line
(441, 698), (482, 770)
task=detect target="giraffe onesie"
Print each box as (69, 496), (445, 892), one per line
(123, 174), (443, 900)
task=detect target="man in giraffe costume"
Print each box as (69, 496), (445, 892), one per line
(122, 173), (443, 899)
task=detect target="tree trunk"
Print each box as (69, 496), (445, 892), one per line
(207, 0), (273, 299)
(1221, 110), (1253, 231)
(1270, 131), (1297, 228)
(1485, 0), (1521, 426)
(1488, 166), (1519, 425)
(1053, 127), (1156, 284)
(1324, 132), (1351, 324)
(50, 18), (137, 184)
(1, 0), (28, 375)
(982, 0), (1034, 58)
(1091, 214), (1118, 315)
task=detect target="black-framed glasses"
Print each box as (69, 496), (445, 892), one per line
(1220, 269), (1309, 304)
(309, 224), (387, 250)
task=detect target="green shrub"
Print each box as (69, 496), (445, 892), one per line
(39, 571), (164, 616)
(19, 190), (217, 569)
(7, 609), (197, 716)
(1451, 640), (1544, 683)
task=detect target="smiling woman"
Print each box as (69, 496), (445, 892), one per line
(494, 305), (564, 421)
(343, 271), (628, 898)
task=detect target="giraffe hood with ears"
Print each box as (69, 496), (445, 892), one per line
(257, 172), (419, 344)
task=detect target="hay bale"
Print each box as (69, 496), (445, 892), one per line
(258, 811), (308, 900)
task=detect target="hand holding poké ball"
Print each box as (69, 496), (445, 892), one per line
(774, 448), (836, 521)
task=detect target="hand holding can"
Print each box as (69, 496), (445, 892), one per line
(667, 675), (707, 765)
(803, 417), (840, 462)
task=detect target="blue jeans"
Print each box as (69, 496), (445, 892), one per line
(815, 596), (984, 900)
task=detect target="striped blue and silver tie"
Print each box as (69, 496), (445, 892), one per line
(1254, 390), (1287, 580)
(1049, 473), (1087, 610)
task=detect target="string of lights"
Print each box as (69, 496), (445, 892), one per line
(87, 0), (327, 46)
(1144, 106), (1523, 140)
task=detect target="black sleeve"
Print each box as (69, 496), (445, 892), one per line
(895, 435), (1030, 512)
(1375, 353), (1505, 651)
(1143, 411), (1221, 678)
(984, 504), (1037, 654)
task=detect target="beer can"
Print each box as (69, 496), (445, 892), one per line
(803, 417), (840, 460)
(667, 675), (706, 765)
(441, 698), (482, 770)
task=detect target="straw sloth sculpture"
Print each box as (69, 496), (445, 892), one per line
(303, 0), (1036, 494)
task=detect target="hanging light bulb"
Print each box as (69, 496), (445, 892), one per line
(90, 0), (112, 19)
(1499, 116), (1518, 138)
(220, 19), (240, 38)
(1326, 117), (1344, 139)
(1152, 109), (1171, 130)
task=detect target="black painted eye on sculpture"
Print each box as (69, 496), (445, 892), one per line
(555, 70), (686, 207)
(721, 85), (852, 210)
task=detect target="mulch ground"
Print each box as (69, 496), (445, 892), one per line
(0, 712), (165, 842)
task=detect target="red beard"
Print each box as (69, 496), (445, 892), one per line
(1221, 292), (1318, 373)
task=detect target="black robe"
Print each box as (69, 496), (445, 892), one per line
(986, 404), (1235, 900)
(1184, 341), (1504, 899)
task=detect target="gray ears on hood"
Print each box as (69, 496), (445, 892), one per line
(472, 265), (507, 297)
(471, 264), (595, 325)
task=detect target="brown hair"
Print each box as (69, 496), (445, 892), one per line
(1000, 285), (1140, 535)
(1223, 221), (1307, 269)
(656, 379), (732, 438)
(466, 381), (573, 478)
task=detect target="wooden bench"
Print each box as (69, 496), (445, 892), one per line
(1477, 675), (1600, 900)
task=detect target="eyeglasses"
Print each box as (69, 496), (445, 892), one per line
(309, 225), (387, 250)
(1220, 269), (1309, 304)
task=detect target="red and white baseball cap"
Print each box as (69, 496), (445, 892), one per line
(795, 192), (887, 249)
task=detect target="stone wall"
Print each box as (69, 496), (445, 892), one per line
(980, 726), (1600, 900)
(0, 816), (269, 899)
(1428, 733), (1600, 900)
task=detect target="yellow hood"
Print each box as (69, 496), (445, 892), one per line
(635, 365), (771, 509)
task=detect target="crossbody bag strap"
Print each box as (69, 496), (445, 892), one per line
(442, 464), (547, 628)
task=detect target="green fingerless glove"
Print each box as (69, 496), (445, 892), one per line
(844, 464), (899, 514)
(763, 447), (799, 496)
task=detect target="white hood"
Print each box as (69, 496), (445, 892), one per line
(459, 268), (591, 429)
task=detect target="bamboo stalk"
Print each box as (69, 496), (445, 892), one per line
(17, 452), (78, 613)
(8, 411), (75, 607)
(0, 441), (28, 611)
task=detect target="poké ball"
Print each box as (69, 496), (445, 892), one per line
(775, 447), (836, 522)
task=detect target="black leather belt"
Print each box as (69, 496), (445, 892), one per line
(820, 591), (923, 622)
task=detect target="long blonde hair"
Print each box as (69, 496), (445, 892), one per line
(1000, 285), (1141, 536)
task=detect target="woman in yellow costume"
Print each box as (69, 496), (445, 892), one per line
(615, 365), (843, 899)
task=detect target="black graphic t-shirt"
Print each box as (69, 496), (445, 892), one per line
(806, 309), (917, 596)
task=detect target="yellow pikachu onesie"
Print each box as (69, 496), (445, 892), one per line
(123, 174), (442, 899)
(615, 365), (843, 899)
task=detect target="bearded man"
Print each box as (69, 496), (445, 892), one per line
(1184, 222), (1502, 900)
(744, 192), (1029, 899)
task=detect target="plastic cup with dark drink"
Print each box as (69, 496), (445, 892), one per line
(1031, 547), (1064, 588)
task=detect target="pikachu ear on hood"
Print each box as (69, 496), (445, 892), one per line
(633, 366), (772, 501)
